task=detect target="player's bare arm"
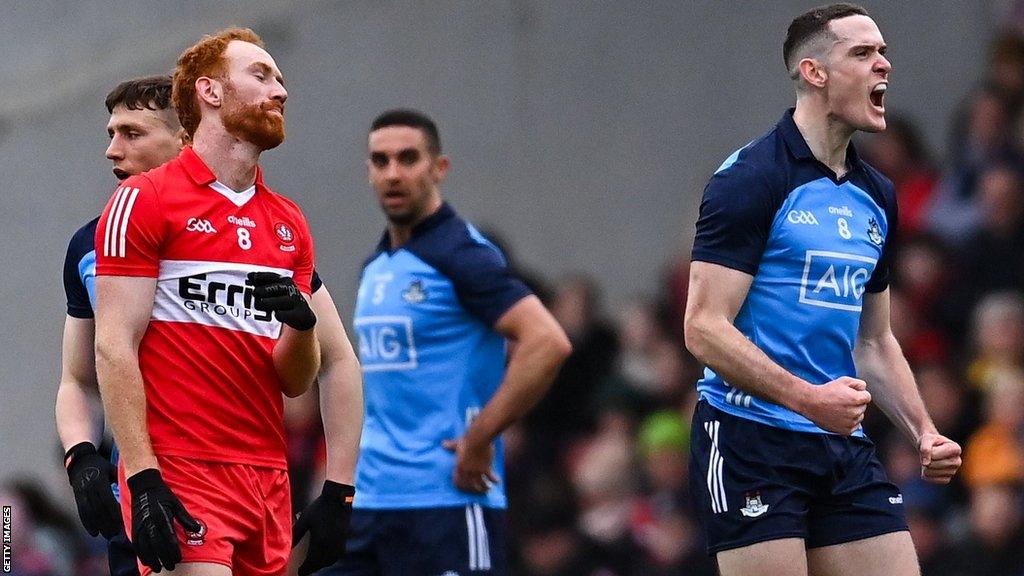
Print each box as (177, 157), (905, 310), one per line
(444, 295), (571, 493)
(684, 260), (871, 435)
(291, 285), (363, 575)
(94, 275), (159, 475)
(56, 316), (101, 449)
(855, 289), (962, 484)
(271, 296), (320, 398)
(57, 315), (124, 539)
(311, 285), (363, 484)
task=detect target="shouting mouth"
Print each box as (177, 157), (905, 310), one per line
(869, 82), (887, 113)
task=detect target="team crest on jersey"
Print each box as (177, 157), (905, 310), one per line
(275, 222), (296, 251)
(740, 492), (769, 518)
(867, 218), (883, 245)
(402, 280), (428, 304)
(186, 519), (208, 546)
(275, 222), (294, 244)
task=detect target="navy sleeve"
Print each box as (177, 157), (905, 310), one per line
(63, 226), (94, 319)
(311, 268), (323, 293)
(415, 223), (532, 327)
(691, 161), (779, 275)
(865, 179), (898, 293)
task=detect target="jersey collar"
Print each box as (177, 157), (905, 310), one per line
(178, 145), (267, 189)
(376, 202), (456, 253)
(778, 108), (864, 181)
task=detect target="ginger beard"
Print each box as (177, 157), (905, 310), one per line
(221, 82), (285, 150)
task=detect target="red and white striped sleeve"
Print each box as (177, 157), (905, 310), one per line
(94, 176), (163, 277)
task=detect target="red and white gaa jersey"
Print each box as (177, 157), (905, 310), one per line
(95, 146), (314, 469)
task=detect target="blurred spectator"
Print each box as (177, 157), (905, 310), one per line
(915, 362), (978, 445)
(966, 291), (1024, 390)
(615, 298), (693, 407)
(528, 274), (619, 453)
(888, 287), (946, 368)
(861, 115), (939, 235)
(957, 162), (1024, 301)
(284, 386), (326, 511)
(962, 368), (1024, 488)
(928, 87), (1015, 245)
(928, 482), (1024, 576)
(1, 478), (93, 576)
(567, 405), (641, 573)
(631, 411), (716, 576)
(988, 32), (1024, 112)
(891, 232), (961, 354)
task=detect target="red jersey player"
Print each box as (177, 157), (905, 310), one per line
(94, 28), (319, 575)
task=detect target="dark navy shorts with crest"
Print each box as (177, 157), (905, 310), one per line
(689, 399), (908, 554)
(319, 505), (506, 575)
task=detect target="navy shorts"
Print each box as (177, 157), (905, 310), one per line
(108, 530), (139, 576)
(689, 400), (908, 554)
(318, 505), (506, 575)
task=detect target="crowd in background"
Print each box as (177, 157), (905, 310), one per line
(8, 26), (1024, 576)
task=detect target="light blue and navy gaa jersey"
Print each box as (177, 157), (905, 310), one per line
(64, 217), (99, 318)
(354, 203), (531, 509)
(691, 109), (898, 435)
(63, 216), (123, 498)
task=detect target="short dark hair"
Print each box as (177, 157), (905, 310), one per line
(783, 3), (870, 74)
(105, 75), (174, 114)
(370, 109), (441, 155)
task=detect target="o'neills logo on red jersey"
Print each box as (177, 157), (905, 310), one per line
(151, 260), (294, 338)
(228, 215), (257, 228)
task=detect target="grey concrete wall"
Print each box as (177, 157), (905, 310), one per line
(0, 1), (994, 492)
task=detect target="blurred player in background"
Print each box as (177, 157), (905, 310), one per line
(57, 75), (184, 576)
(684, 5), (961, 576)
(319, 110), (572, 575)
(94, 28), (324, 575)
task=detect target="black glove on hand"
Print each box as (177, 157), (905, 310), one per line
(65, 442), (123, 539)
(247, 271), (316, 331)
(292, 481), (355, 576)
(127, 469), (201, 573)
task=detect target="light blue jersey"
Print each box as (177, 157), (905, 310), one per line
(353, 203), (531, 509)
(691, 109), (897, 435)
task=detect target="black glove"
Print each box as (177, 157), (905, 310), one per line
(292, 481), (355, 576)
(127, 469), (201, 573)
(247, 272), (316, 331)
(65, 442), (123, 539)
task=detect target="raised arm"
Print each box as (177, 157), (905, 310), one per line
(684, 260), (871, 434)
(855, 289), (961, 483)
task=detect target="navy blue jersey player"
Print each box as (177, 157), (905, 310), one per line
(321, 110), (571, 576)
(684, 5), (961, 576)
(57, 76), (185, 576)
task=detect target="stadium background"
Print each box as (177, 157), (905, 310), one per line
(1, 1), (1022, 574)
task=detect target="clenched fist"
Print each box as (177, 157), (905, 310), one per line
(799, 377), (871, 435)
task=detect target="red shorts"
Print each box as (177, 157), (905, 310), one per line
(118, 455), (291, 576)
